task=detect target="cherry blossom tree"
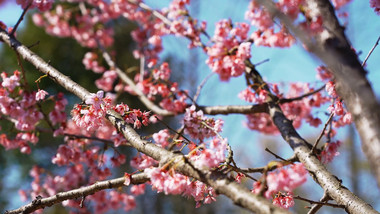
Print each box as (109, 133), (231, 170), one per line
(1, 0), (380, 213)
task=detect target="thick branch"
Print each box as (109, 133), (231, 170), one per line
(5, 173), (149, 214)
(0, 29), (289, 214)
(244, 58), (378, 214)
(256, 0), (380, 189)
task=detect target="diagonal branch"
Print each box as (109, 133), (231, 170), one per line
(0, 29), (289, 214)
(5, 173), (149, 214)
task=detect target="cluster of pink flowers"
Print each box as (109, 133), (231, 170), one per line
(0, 132), (38, 154)
(0, 70), (49, 152)
(325, 83), (352, 127)
(206, 20), (251, 81)
(130, 153), (158, 170)
(252, 163), (307, 201)
(130, 63), (188, 113)
(238, 87), (268, 103)
(21, 146), (137, 213)
(82, 52), (106, 73)
(16, 0), (53, 12)
(188, 138), (227, 169)
(152, 129), (171, 148)
(183, 105), (224, 140)
(320, 140), (342, 163)
(144, 167), (217, 208)
(71, 91), (150, 131)
(166, 0), (205, 49)
(32, 2), (114, 48)
(245, 83), (329, 134)
(272, 192), (295, 209)
(316, 66), (333, 81)
(245, 0), (296, 47)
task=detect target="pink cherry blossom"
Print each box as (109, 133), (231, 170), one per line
(189, 138), (227, 169)
(1, 70), (20, 91)
(252, 163), (307, 199)
(206, 20), (251, 81)
(85, 90), (104, 110)
(83, 52), (106, 73)
(152, 129), (171, 148)
(183, 105), (224, 140)
(35, 89), (49, 101)
(272, 192), (295, 209)
(320, 141), (341, 163)
(16, 0), (53, 12)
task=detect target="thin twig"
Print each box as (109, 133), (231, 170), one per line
(11, 3), (31, 35)
(240, 155), (298, 173)
(265, 148), (287, 161)
(168, 126), (186, 151)
(279, 84), (325, 103)
(226, 164), (258, 181)
(362, 36), (380, 67)
(311, 112), (334, 154)
(154, 116), (192, 144)
(254, 59), (270, 66)
(193, 72), (214, 104)
(294, 195), (344, 209)
(64, 133), (124, 146)
(307, 192), (332, 214)
(15, 52), (29, 88)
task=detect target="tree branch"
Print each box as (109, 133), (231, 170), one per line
(5, 173), (149, 214)
(244, 58), (378, 214)
(255, 0), (380, 190)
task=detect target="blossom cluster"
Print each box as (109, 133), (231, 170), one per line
(244, 83), (329, 134)
(144, 167), (217, 208)
(206, 20), (252, 81)
(130, 62), (189, 113)
(272, 192), (295, 209)
(20, 148), (137, 213)
(0, 70), (48, 153)
(245, 0), (296, 47)
(32, 3), (114, 48)
(188, 138), (228, 170)
(71, 90), (150, 131)
(183, 105), (224, 140)
(16, 0), (53, 12)
(252, 163), (307, 209)
(319, 140), (342, 163)
(238, 87), (268, 104)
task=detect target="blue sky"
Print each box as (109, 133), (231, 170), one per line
(1, 0), (380, 212)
